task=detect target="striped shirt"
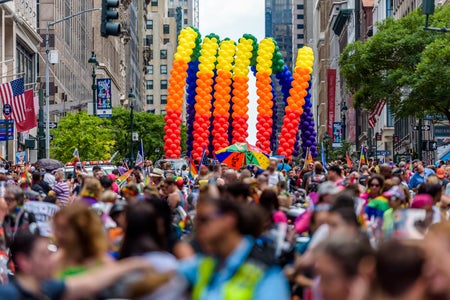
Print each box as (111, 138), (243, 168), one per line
(53, 180), (70, 207)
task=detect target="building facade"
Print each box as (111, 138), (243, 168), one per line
(0, 1), (41, 161)
(143, 0), (196, 114)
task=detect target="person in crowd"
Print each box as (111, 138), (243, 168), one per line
(326, 165), (344, 185)
(382, 185), (405, 237)
(178, 186), (290, 299)
(52, 204), (111, 279)
(0, 230), (169, 299)
(359, 165), (371, 187)
(410, 194), (435, 235)
(52, 168), (70, 207)
(409, 160), (435, 190)
(122, 183), (140, 204)
(43, 169), (56, 189)
(418, 183), (443, 224)
(306, 162), (327, 195)
(93, 165), (103, 180)
(150, 168), (164, 187)
(300, 163), (314, 189)
(118, 200), (188, 300)
(314, 234), (374, 300)
(144, 160), (154, 177)
(31, 171), (51, 195)
(374, 239), (427, 300)
(3, 185), (36, 247)
(77, 176), (102, 206)
(129, 169), (144, 192)
(267, 159), (285, 188)
(165, 177), (184, 211)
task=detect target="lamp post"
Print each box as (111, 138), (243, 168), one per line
(324, 133), (330, 162)
(88, 52), (99, 116)
(341, 101), (348, 141)
(129, 89), (135, 164)
(375, 132), (381, 162)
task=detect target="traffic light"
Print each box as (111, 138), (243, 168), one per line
(422, 0), (435, 15)
(101, 0), (121, 37)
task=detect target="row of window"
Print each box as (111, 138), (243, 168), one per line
(145, 35), (172, 46)
(297, 4), (304, 10)
(146, 64), (168, 75)
(146, 80), (168, 90)
(146, 94), (167, 105)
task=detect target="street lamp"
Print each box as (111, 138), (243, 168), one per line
(88, 51), (99, 116)
(341, 101), (348, 141)
(324, 133), (330, 163)
(129, 89), (135, 164)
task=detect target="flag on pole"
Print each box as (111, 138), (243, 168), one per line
(303, 147), (312, 170)
(368, 99), (386, 128)
(0, 77), (26, 122)
(189, 155), (198, 178)
(135, 140), (144, 167)
(358, 145), (366, 170)
(321, 142), (327, 171)
(199, 146), (209, 169)
(16, 89), (37, 132)
(380, 153), (385, 165)
(346, 152), (353, 168)
(116, 169), (134, 188)
(108, 151), (119, 164)
(73, 148), (79, 165)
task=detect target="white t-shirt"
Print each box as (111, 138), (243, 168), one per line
(268, 171), (284, 187)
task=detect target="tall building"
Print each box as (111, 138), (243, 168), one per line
(265, 0), (293, 70)
(293, 1), (307, 65)
(0, 0), (41, 160)
(143, 0), (196, 114)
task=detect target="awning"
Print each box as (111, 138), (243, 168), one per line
(332, 8), (353, 36)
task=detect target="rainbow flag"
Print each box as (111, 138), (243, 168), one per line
(116, 168), (133, 188)
(303, 147), (313, 169)
(189, 155), (198, 179)
(358, 145), (366, 171)
(346, 152), (353, 168)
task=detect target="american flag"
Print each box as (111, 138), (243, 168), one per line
(368, 99), (386, 128)
(0, 77), (26, 122)
(199, 146), (209, 168)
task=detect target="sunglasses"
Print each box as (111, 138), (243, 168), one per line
(195, 212), (223, 225)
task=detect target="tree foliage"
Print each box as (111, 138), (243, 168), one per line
(50, 111), (115, 162)
(339, 5), (450, 121)
(50, 108), (187, 163)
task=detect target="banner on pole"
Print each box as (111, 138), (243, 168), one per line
(96, 78), (112, 118)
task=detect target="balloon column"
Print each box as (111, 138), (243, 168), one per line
(212, 39), (236, 152)
(163, 27), (317, 161)
(255, 38), (275, 154)
(278, 46), (314, 158)
(231, 35), (257, 144)
(192, 34), (220, 159)
(164, 27), (199, 158)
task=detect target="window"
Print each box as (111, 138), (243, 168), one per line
(146, 80), (154, 90)
(146, 95), (154, 105)
(184, 19), (188, 25)
(146, 20), (153, 29)
(297, 14), (304, 19)
(160, 80), (168, 89)
(297, 34), (304, 39)
(161, 95), (167, 104)
(161, 109), (167, 115)
(163, 38), (170, 45)
(163, 24), (170, 34)
(151, 0), (158, 6)
(297, 43), (303, 48)
(160, 50), (167, 59)
(297, 4), (304, 9)
(160, 65), (167, 74)
(145, 35), (153, 46)
(297, 24), (304, 29)
(146, 65), (153, 75)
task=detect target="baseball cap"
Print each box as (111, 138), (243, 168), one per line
(383, 185), (405, 201)
(436, 168), (445, 179)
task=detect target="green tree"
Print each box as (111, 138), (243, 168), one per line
(50, 111), (115, 162)
(339, 5), (450, 120)
(110, 107), (187, 162)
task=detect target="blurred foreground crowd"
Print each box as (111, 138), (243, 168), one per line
(0, 157), (448, 300)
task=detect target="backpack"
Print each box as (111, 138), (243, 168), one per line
(308, 174), (326, 193)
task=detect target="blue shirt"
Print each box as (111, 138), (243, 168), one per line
(178, 236), (290, 300)
(409, 168), (435, 189)
(0, 279), (66, 300)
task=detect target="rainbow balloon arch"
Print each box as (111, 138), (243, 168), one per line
(163, 27), (318, 161)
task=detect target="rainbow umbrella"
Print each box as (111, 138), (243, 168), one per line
(215, 142), (270, 170)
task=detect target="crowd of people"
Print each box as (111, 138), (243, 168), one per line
(0, 156), (449, 299)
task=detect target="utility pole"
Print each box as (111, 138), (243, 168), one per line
(38, 89), (45, 159)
